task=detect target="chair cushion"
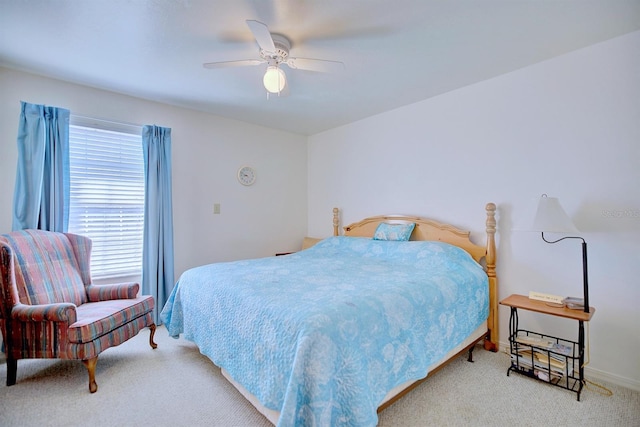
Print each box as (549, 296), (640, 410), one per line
(68, 296), (154, 344)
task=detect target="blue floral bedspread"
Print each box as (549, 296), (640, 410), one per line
(161, 236), (488, 427)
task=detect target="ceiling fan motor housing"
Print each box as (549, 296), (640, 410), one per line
(260, 34), (290, 64)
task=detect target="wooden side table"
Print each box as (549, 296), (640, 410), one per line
(500, 294), (595, 400)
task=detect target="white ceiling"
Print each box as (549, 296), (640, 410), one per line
(1, 1), (639, 135)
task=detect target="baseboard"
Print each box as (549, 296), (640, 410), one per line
(584, 365), (640, 392)
(498, 341), (639, 392)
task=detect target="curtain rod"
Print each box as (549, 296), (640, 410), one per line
(71, 114), (143, 129)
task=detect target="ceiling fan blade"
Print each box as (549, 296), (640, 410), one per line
(246, 20), (276, 53)
(203, 59), (265, 69)
(285, 57), (345, 73)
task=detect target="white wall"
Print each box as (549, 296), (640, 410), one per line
(308, 31), (640, 389)
(0, 68), (308, 281)
(1, 30), (638, 391)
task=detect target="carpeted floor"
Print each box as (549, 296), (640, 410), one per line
(1, 326), (638, 427)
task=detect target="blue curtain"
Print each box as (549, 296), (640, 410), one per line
(12, 101), (70, 231)
(141, 125), (175, 324)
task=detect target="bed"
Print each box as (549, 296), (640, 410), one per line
(161, 203), (498, 426)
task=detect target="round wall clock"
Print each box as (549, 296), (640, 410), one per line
(237, 166), (256, 186)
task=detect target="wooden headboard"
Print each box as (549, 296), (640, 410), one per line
(331, 204), (498, 351)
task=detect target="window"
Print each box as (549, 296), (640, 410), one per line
(68, 117), (145, 279)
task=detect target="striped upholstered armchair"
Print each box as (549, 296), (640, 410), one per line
(0, 229), (157, 392)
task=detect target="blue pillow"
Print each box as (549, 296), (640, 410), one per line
(372, 222), (415, 241)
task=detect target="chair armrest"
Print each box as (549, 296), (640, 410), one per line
(11, 303), (77, 323)
(86, 282), (139, 301)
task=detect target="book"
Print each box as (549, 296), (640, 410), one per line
(511, 354), (565, 379)
(563, 296), (584, 309)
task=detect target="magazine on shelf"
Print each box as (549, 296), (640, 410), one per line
(534, 369), (562, 383)
(514, 349), (566, 374)
(514, 335), (573, 356)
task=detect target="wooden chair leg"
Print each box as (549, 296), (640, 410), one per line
(82, 357), (98, 393)
(149, 323), (158, 349)
(6, 357), (17, 386)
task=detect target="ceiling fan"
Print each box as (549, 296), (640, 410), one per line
(203, 20), (345, 95)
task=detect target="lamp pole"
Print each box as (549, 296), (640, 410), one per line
(541, 233), (589, 313)
(581, 240), (589, 313)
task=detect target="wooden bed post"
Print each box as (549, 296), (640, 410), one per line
(333, 207), (340, 236)
(484, 203), (499, 352)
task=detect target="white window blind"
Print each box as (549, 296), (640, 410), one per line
(68, 117), (145, 279)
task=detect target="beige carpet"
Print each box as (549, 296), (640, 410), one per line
(1, 326), (638, 427)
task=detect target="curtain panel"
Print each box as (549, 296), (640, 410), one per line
(141, 125), (175, 324)
(12, 101), (70, 231)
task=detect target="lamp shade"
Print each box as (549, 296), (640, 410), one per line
(263, 66), (286, 93)
(531, 195), (579, 233)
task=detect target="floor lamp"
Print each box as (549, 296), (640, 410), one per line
(532, 194), (589, 313)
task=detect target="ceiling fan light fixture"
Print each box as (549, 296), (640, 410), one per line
(263, 65), (286, 93)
